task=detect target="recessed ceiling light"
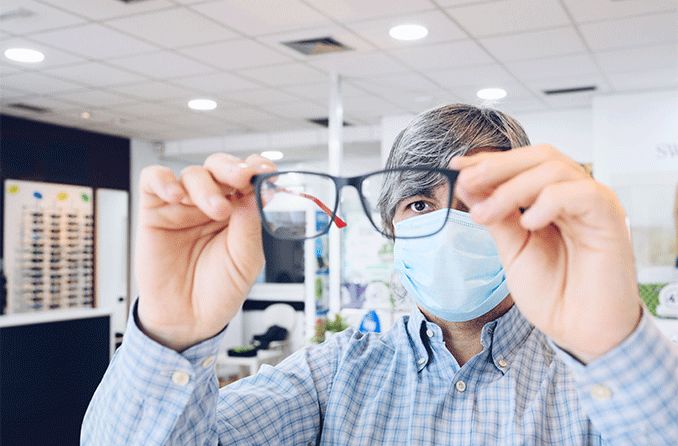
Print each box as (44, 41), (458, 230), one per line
(187, 98), (217, 111)
(476, 88), (507, 100)
(4, 47), (45, 64)
(389, 24), (428, 41)
(261, 150), (284, 161)
(80, 111), (91, 120)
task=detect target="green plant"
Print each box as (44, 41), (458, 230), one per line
(326, 313), (349, 332)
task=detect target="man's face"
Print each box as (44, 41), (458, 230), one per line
(391, 146), (505, 225)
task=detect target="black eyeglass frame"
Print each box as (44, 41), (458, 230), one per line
(251, 167), (459, 241)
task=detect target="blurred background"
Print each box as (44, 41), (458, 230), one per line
(0, 1), (676, 444)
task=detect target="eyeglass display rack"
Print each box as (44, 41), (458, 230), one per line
(3, 180), (94, 314)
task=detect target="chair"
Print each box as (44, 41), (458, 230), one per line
(217, 303), (297, 379)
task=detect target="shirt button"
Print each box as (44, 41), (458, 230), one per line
(590, 384), (612, 400)
(417, 357), (427, 366)
(171, 371), (190, 386)
(455, 380), (467, 393)
(426, 329), (434, 338)
(201, 356), (215, 368)
(497, 358), (508, 368)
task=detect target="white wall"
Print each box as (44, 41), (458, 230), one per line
(512, 108), (593, 163)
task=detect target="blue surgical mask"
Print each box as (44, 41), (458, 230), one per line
(393, 208), (509, 322)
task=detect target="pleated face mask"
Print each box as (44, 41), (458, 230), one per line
(393, 208), (509, 322)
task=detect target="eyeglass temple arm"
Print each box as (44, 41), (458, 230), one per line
(267, 183), (347, 229)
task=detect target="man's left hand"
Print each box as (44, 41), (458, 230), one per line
(451, 144), (642, 363)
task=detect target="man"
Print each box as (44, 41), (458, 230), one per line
(82, 105), (678, 445)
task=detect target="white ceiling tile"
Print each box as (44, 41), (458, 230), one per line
(0, 0), (84, 34)
(480, 27), (586, 61)
(504, 54), (600, 80)
(595, 44), (678, 74)
(389, 39), (493, 70)
(149, 110), (226, 129)
(607, 68), (678, 91)
(346, 10), (466, 50)
(243, 117), (316, 132)
(220, 88), (300, 105)
(353, 72), (440, 93)
(0, 37), (84, 69)
(0, 64), (22, 77)
(282, 82), (366, 102)
(307, 0), (436, 21)
(54, 89), (137, 107)
(210, 105), (282, 125)
(1, 72), (81, 94)
(426, 64), (517, 89)
(562, 0), (677, 23)
(267, 101), (327, 119)
(179, 39), (291, 70)
(40, 0), (174, 21)
(489, 97), (547, 114)
(109, 51), (214, 79)
(256, 26), (375, 61)
(172, 72), (260, 93)
(445, 0), (570, 37)
(434, 0), (502, 6)
(109, 101), (185, 118)
(45, 62), (146, 88)
(31, 24), (158, 59)
(237, 63), (327, 87)
(309, 51), (409, 77)
(191, 0), (332, 36)
(106, 8), (237, 48)
(110, 81), (195, 101)
(579, 13), (678, 51)
(343, 94), (404, 118)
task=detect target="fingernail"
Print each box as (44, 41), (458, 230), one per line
(258, 163), (273, 171)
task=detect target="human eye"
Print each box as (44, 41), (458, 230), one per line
(404, 199), (434, 214)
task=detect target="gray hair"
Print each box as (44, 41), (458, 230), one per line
(377, 103), (530, 236)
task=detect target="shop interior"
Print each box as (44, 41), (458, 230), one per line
(0, 0), (677, 444)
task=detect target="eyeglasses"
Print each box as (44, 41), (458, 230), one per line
(251, 167), (459, 241)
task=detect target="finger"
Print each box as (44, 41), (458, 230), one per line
(180, 166), (233, 221)
(140, 166), (186, 207)
(520, 179), (619, 231)
(470, 160), (588, 225)
(452, 144), (581, 195)
(203, 153), (275, 196)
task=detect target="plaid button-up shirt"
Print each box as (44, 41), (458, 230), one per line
(82, 299), (678, 445)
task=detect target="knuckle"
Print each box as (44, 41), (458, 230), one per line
(180, 165), (204, 178)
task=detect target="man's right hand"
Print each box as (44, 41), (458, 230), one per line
(135, 153), (276, 352)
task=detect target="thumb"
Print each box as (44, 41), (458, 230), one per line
(226, 192), (265, 274)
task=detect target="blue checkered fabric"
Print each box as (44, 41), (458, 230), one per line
(82, 299), (678, 445)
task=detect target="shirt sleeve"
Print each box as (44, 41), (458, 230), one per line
(551, 312), (678, 445)
(81, 298), (344, 445)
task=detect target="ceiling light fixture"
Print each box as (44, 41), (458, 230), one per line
(188, 98), (217, 111)
(476, 88), (507, 100)
(80, 111), (91, 120)
(4, 47), (45, 63)
(261, 150), (284, 161)
(389, 24), (428, 41)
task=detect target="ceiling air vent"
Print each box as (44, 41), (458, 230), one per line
(543, 85), (597, 95)
(308, 118), (352, 127)
(282, 37), (351, 56)
(7, 103), (51, 114)
(0, 8), (35, 22)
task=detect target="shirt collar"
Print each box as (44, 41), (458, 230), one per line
(406, 304), (534, 374)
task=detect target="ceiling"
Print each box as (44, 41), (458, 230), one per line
(1, 0), (676, 141)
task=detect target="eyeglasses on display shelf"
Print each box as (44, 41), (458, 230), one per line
(251, 167), (459, 241)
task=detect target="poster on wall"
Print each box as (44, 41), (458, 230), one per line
(3, 180), (94, 314)
(613, 172), (678, 319)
